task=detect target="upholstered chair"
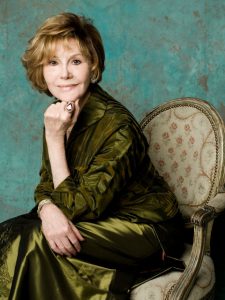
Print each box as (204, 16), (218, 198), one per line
(130, 98), (225, 300)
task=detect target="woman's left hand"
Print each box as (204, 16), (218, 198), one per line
(39, 202), (85, 257)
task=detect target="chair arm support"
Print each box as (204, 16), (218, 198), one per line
(207, 192), (225, 213)
(191, 205), (216, 225)
(166, 205), (216, 300)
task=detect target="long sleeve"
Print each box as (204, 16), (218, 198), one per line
(50, 125), (144, 221)
(34, 85), (179, 223)
(34, 135), (54, 204)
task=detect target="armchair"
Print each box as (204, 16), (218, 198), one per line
(130, 98), (225, 300)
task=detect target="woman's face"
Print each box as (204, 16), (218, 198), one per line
(43, 39), (93, 102)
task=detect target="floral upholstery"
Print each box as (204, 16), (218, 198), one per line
(130, 98), (225, 299)
(141, 99), (225, 218)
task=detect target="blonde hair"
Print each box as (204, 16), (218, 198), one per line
(22, 12), (105, 96)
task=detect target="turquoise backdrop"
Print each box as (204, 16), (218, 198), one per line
(1, 0), (225, 298)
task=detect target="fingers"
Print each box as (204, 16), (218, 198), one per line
(65, 102), (75, 114)
(66, 227), (82, 253)
(48, 237), (78, 257)
(40, 206), (84, 257)
(47, 100), (78, 114)
(48, 240), (64, 256)
(45, 222), (84, 257)
(71, 240), (81, 253)
(46, 100), (80, 124)
(67, 222), (84, 253)
(61, 237), (78, 257)
(69, 221), (85, 241)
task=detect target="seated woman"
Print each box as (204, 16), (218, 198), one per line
(0, 12), (184, 300)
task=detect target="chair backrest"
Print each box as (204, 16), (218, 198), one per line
(141, 98), (225, 220)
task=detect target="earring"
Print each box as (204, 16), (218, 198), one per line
(91, 72), (97, 84)
(91, 77), (97, 84)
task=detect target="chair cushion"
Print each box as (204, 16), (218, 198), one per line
(130, 245), (215, 300)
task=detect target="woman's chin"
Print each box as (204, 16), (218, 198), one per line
(55, 94), (77, 102)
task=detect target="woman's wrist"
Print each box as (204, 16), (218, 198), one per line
(45, 132), (65, 141)
(37, 199), (53, 217)
(45, 134), (66, 151)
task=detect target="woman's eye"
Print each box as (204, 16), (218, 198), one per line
(72, 59), (81, 65)
(48, 60), (58, 65)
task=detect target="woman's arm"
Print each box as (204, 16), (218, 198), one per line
(45, 134), (70, 188)
(50, 124), (145, 220)
(34, 100), (80, 203)
(39, 100), (85, 257)
(44, 100), (80, 187)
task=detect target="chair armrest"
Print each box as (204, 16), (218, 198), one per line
(191, 205), (216, 225)
(207, 192), (225, 213)
(166, 205), (216, 300)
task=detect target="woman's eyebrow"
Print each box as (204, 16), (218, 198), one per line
(69, 53), (83, 58)
(50, 53), (83, 59)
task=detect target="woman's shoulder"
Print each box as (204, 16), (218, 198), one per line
(92, 85), (140, 127)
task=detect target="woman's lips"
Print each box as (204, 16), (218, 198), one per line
(58, 84), (77, 91)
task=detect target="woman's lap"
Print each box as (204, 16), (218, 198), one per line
(0, 212), (183, 299)
(76, 217), (161, 268)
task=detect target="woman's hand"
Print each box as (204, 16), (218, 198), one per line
(44, 99), (80, 138)
(44, 100), (81, 189)
(39, 202), (84, 257)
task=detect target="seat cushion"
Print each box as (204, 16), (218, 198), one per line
(130, 245), (215, 300)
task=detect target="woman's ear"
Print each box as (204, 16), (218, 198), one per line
(90, 68), (98, 84)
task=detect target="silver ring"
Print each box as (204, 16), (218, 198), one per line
(65, 102), (74, 113)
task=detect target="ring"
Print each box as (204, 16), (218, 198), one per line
(65, 102), (74, 113)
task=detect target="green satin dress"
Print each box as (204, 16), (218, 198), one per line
(0, 85), (184, 300)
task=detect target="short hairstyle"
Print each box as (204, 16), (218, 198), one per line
(21, 12), (105, 96)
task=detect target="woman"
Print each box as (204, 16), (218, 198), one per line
(0, 12), (184, 299)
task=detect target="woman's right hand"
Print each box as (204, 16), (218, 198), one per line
(44, 99), (80, 138)
(39, 202), (84, 257)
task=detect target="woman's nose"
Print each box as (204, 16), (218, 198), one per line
(60, 65), (72, 79)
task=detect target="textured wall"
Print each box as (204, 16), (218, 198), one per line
(0, 0), (225, 297)
(1, 0), (225, 219)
